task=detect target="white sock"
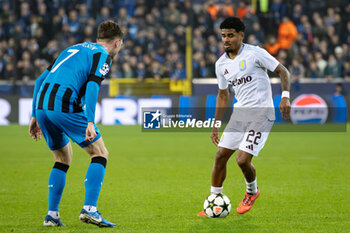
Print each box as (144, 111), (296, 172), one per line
(245, 179), (258, 195)
(48, 211), (59, 219)
(210, 186), (223, 194)
(83, 205), (97, 212)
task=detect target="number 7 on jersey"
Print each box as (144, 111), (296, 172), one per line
(50, 49), (80, 73)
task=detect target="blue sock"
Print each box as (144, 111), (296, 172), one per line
(48, 162), (69, 211)
(84, 157), (107, 207)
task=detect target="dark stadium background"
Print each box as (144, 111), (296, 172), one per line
(0, 0), (349, 124)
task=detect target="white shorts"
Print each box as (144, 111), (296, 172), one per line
(218, 119), (274, 156)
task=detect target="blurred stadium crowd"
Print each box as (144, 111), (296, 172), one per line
(0, 0), (350, 84)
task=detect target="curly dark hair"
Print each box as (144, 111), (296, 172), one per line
(220, 17), (245, 33)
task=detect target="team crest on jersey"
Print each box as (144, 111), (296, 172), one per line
(99, 63), (110, 76)
(239, 60), (246, 71)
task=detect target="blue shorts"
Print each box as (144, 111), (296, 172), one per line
(36, 109), (101, 150)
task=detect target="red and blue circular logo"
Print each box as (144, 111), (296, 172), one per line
(290, 94), (328, 124)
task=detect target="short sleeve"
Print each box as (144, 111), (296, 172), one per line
(88, 52), (112, 85)
(216, 62), (228, 90)
(255, 47), (280, 72)
(90, 52), (112, 79)
(46, 58), (57, 71)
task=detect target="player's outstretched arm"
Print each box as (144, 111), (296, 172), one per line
(84, 51), (110, 142)
(211, 88), (229, 146)
(274, 64), (291, 120)
(84, 79), (101, 142)
(31, 69), (50, 118)
(29, 67), (51, 141)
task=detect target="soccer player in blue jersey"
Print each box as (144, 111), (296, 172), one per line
(29, 20), (124, 227)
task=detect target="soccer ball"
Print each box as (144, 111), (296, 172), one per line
(203, 193), (231, 218)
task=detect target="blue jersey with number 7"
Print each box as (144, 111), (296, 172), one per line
(32, 42), (111, 122)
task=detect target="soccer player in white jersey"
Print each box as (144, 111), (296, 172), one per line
(198, 17), (291, 216)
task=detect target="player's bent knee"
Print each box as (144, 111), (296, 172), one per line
(99, 147), (109, 159)
(215, 152), (228, 162)
(236, 153), (251, 167)
(54, 157), (71, 165)
(215, 148), (233, 162)
(84, 138), (109, 159)
(90, 147), (108, 159)
(52, 143), (73, 165)
(236, 157), (247, 167)
(99, 144), (109, 158)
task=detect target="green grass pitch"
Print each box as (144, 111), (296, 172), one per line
(0, 124), (349, 233)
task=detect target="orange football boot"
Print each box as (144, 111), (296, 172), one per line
(197, 210), (206, 216)
(236, 189), (260, 214)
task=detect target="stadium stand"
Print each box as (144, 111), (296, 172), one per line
(0, 0), (349, 88)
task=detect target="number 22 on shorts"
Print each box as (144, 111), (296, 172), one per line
(246, 130), (261, 145)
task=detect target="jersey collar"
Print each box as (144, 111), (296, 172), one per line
(225, 43), (245, 60)
(95, 42), (108, 53)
